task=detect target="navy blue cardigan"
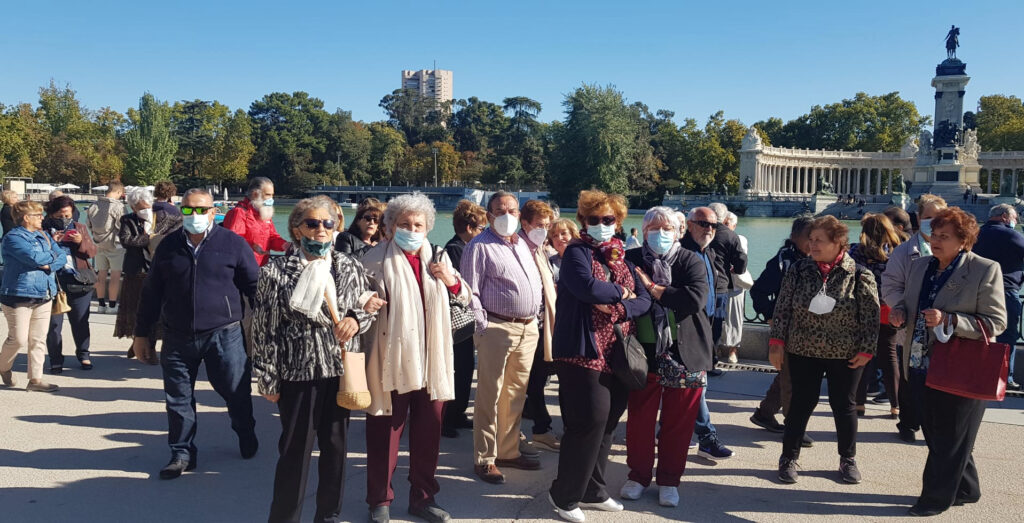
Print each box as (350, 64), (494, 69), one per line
(135, 225), (259, 337)
(552, 241), (652, 360)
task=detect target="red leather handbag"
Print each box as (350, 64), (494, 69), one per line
(925, 317), (1010, 401)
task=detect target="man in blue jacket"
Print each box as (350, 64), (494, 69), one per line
(133, 188), (261, 479)
(972, 203), (1024, 390)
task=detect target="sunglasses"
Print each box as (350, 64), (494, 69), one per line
(690, 220), (715, 229)
(181, 206), (212, 216)
(586, 215), (616, 226)
(362, 215), (380, 223)
(303, 219), (336, 230)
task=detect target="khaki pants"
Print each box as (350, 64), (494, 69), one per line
(1, 302), (52, 381)
(472, 318), (539, 465)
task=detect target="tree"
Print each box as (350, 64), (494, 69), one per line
(975, 95), (1024, 151)
(398, 142), (458, 185)
(367, 122), (407, 184)
(767, 92), (925, 152)
(325, 110), (371, 185)
(378, 88), (450, 145)
(206, 109), (255, 186)
(450, 97), (507, 153)
(248, 91), (330, 193)
(0, 103), (45, 178)
(497, 96), (547, 187)
(123, 93), (177, 185)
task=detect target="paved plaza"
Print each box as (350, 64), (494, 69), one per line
(1, 313), (1022, 522)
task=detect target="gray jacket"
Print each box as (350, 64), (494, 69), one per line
(880, 232), (925, 308)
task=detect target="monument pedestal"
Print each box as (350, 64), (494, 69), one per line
(811, 193), (837, 214)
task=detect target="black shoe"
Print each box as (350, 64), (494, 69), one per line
(454, 417), (473, 429)
(159, 456), (196, 479)
(750, 411), (785, 433)
(1007, 381), (1022, 391)
(953, 495), (979, 506)
(872, 391), (889, 404)
(408, 503), (452, 523)
(240, 434), (259, 459)
(778, 457), (799, 484)
(49, 366), (63, 375)
(801, 433), (815, 448)
(369, 505), (390, 523)
(839, 457), (862, 484)
(908, 504), (945, 517)
(708, 368), (724, 377)
(898, 426), (917, 443)
(441, 425), (458, 438)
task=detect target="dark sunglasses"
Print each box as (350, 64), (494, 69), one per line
(585, 215), (616, 226)
(181, 206), (212, 215)
(303, 219), (336, 230)
(362, 215), (380, 223)
(691, 220), (715, 229)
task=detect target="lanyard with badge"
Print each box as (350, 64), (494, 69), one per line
(808, 266), (837, 315)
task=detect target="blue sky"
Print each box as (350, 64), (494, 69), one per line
(2, 1), (1022, 127)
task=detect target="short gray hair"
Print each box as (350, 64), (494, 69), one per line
(688, 206), (717, 222)
(642, 206), (680, 233)
(288, 195), (339, 243)
(708, 202), (728, 222)
(486, 190), (518, 213)
(383, 192), (436, 233)
(247, 177), (273, 198)
(724, 212), (738, 227)
(127, 187), (154, 208)
(182, 187), (212, 201)
(989, 203), (1016, 219)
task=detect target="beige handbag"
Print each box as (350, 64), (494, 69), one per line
(326, 292), (371, 410)
(52, 280), (72, 315)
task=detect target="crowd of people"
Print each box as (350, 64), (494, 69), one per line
(0, 180), (1019, 522)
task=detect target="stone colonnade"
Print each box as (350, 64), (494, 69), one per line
(752, 163), (906, 196)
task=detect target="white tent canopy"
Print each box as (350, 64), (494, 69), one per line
(91, 185), (108, 192)
(26, 183), (57, 192)
(55, 183), (80, 190)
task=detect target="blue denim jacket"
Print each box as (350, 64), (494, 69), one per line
(1, 227), (64, 300)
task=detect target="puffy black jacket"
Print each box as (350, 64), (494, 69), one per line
(750, 241), (806, 320)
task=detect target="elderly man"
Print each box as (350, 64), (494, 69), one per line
(134, 188), (260, 480)
(87, 181), (125, 314)
(973, 203), (1024, 390)
(461, 191), (544, 484)
(680, 207), (734, 460)
(223, 177), (289, 267)
(707, 202), (748, 370)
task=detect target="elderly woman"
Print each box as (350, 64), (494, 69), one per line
(251, 195), (377, 523)
(43, 196), (97, 373)
(547, 190), (651, 522)
(620, 206), (711, 508)
(336, 197), (386, 258)
(0, 201), (66, 392)
(360, 192), (471, 523)
(115, 187), (183, 362)
(881, 194), (947, 442)
(548, 218), (580, 283)
(890, 208), (1005, 517)
(1, 189), (20, 235)
(770, 215), (878, 485)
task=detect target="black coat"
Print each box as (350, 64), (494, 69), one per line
(750, 241), (806, 320)
(335, 231), (371, 258)
(709, 223), (748, 293)
(1, 205), (15, 236)
(444, 235), (466, 271)
(118, 209), (183, 276)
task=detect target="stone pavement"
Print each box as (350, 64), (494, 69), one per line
(1, 314), (1023, 522)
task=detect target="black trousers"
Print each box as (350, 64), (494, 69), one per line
(757, 353), (792, 419)
(782, 353), (864, 460)
(442, 337), (475, 428)
(46, 290), (92, 368)
(549, 362), (627, 510)
(899, 367), (928, 432)
(523, 338), (553, 435)
(916, 385), (985, 511)
(857, 324), (900, 407)
(268, 378), (350, 523)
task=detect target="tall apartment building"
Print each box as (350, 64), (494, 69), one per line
(401, 69), (453, 107)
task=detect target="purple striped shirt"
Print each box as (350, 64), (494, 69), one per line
(461, 227), (543, 325)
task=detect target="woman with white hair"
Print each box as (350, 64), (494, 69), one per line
(114, 187), (182, 362)
(622, 206), (713, 508)
(720, 212), (751, 364)
(360, 192), (472, 523)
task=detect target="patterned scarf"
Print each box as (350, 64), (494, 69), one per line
(816, 249), (846, 278)
(580, 231), (626, 266)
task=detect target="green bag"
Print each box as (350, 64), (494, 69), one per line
(635, 309), (678, 345)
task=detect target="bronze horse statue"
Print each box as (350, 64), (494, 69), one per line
(945, 25), (960, 59)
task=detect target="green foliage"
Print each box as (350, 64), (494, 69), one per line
(123, 93), (177, 185)
(248, 91), (330, 193)
(367, 122), (407, 184)
(378, 89), (450, 145)
(975, 95), (1024, 151)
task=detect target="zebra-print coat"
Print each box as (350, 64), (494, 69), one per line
(251, 247), (376, 395)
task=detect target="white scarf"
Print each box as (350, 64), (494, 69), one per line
(289, 254), (338, 321)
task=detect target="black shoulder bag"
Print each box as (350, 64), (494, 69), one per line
(599, 258), (647, 390)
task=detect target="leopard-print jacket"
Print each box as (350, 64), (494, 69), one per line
(769, 252), (879, 359)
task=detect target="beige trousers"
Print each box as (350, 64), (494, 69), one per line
(473, 318), (539, 465)
(1, 302), (52, 381)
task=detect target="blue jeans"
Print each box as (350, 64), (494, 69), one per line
(693, 387), (717, 444)
(996, 291), (1020, 384)
(46, 290), (92, 367)
(161, 323), (255, 460)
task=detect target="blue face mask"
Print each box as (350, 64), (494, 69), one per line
(586, 223), (616, 243)
(182, 214), (210, 235)
(301, 237), (332, 258)
(262, 198), (275, 207)
(919, 218), (932, 237)
(394, 227), (425, 252)
(646, 230), (677, 255)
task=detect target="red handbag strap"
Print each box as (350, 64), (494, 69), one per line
(974, 317), (991, 345)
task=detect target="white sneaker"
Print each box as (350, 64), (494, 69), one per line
(549, 494), (585, 522)
(578, 498), (623, 512)
(658, 486), (679, 507)
(619, 480), (645, 500)
(107, 304), (119, 315)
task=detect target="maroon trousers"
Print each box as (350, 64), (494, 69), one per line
(365, 388), (445, 510)
(626, 373), (702, 487)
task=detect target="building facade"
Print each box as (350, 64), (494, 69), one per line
(401, 69), (453, 107)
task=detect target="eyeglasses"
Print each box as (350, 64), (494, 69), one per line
(181, 206), (212, 216)
(690, 220), (715, 229)
(26, 213), (43, 218)
(585, 215), (616, 226)
(362, 215), (380, 223)
(303, 219), (336, 230)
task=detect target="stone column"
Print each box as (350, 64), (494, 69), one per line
(810, 167), (818, 194)
(1014, 169), (1019, 197)
(786, 166), (792, 194)
(876, 168), (882, 195)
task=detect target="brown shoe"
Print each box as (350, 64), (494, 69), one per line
(474, 463), (505, 484)
(495, 455), (541, 470)
(1, 370), (14, 387)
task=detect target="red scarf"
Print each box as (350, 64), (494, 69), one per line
(816, 249), (846, 278)
(580, 232), (625, 266)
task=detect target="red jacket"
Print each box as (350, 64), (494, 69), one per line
(223, 198), (288, 266)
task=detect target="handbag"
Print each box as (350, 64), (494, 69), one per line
(611, 323), (648, 390)
(450, 294), (476, 344)
(925, 317), (1010, 401)
(323, 290), (372, 410)
(52, 281), (72, 316)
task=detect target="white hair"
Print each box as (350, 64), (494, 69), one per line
(724, 212), (738, 227)
(383, 192), (436, 232)
(126, 187), (154, 208)
(642, 206), (680, 232)
(688, 207), (716, 222)
(708, 202), (728, 222)
(989, 203), (1016, 219)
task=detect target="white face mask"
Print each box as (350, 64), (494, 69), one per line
(136, 208), (153, 221)
(492, 213), (520, 237)
(587, 223), (616, 243)
(919, 218), (933, 237)
(526, 227), (547, 246)
(183, 213), (210, 235)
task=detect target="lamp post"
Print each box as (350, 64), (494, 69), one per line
(431, 147), (438, 187)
